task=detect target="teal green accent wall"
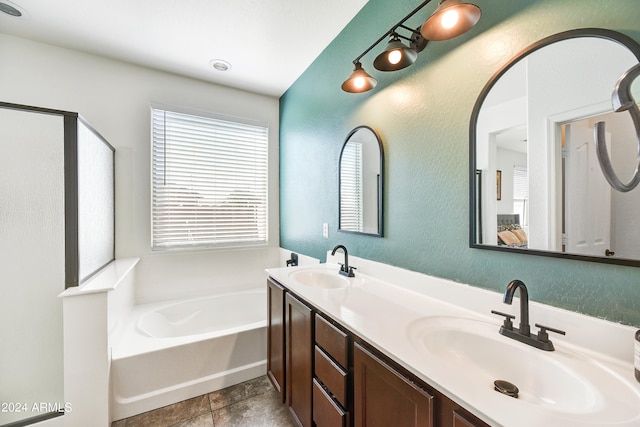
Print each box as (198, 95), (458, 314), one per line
(279, 0), (640, 326)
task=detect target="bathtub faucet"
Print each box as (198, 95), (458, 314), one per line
(331, 245), (355, 277)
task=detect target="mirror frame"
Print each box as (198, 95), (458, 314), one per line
(469, 28), (640, 267)
(338, 125), (384, 237)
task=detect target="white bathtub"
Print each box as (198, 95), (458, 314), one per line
(110, 288), (267, 421)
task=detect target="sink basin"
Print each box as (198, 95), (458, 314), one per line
(407, 316), (640, 423)
(290, 269), (349, 289)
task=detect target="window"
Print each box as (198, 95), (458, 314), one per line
(152, 107), (268, 250)
(513, 166), (528, 227)
(340, 141), (363, 232)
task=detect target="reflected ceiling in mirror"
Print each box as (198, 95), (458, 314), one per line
(339, 126), (384, 237)
(470, 28), (640, 266)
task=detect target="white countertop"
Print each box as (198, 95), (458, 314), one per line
(266, 260), (640, 427)
(59, 257), (139, 298)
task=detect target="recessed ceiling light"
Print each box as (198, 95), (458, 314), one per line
(0, 0), (28, 18)
(209, 59), (232, 72)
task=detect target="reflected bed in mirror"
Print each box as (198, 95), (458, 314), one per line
(339, 126), (384, 237)
(470, 28), (640, 266)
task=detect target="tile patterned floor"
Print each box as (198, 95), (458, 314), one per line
(111, 376), (296, 427)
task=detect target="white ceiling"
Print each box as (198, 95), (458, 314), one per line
(0, 0), (369, 97)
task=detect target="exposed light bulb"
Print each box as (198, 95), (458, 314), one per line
(354, 76), (365, 89)
(388, 49), (402, 65)
(441, 9), (459, 29)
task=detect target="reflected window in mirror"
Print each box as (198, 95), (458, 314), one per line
(339, 126), (384, 237)
(470, 28), (640, 266)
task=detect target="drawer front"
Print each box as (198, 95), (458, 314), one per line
(315, 314), (349, 367)
(314, 346), (348, 406)
(313, 379), (349, 427)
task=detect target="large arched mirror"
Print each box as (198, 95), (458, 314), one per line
(339, 126), (384, 237)
(470, 28), (640, 266)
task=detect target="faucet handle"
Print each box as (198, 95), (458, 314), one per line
(339, 263), (357, 276)
(535, 323), (566, 343)
(491, 310), (515, 331)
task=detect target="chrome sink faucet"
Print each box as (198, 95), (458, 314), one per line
(331, 244), (356, 277)
(492, 280), (565, 351)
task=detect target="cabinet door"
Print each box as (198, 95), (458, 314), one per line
(267, 278), (286, 402)
(453, 410), (480, 427)
(353, 343), (433, 427)
(286, 293), (313, 427)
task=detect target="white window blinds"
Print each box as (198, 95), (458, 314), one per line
(152, 108), (268, 250)
(340, 142), (363, 232)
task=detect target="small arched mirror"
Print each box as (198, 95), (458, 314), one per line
(339, 126), (384, 237)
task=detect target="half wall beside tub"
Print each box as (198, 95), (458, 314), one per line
(59, 257), (139, 427)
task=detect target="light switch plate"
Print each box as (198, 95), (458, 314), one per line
(322, 223), (329, 238)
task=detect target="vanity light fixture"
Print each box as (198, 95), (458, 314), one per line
(342, 0), (481, 93)
(373, 33), (421, 72)
(421, 0), (481, 41)
(341, 62), (378, 93)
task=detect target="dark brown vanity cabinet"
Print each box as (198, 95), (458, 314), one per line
(267, 278), (286, 401)
(267, 278), (490, 427)
(285, 292), (314, 427)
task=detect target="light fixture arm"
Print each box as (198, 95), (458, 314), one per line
(393, 33), (414, 43)
(351, 0), (434, 64)
(394, 27), (428, 53)
(396, 24), (422, 38)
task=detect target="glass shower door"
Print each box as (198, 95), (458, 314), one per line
(0, 107), (65, 426)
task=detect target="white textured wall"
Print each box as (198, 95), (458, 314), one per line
(0, 33), (281, 301)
